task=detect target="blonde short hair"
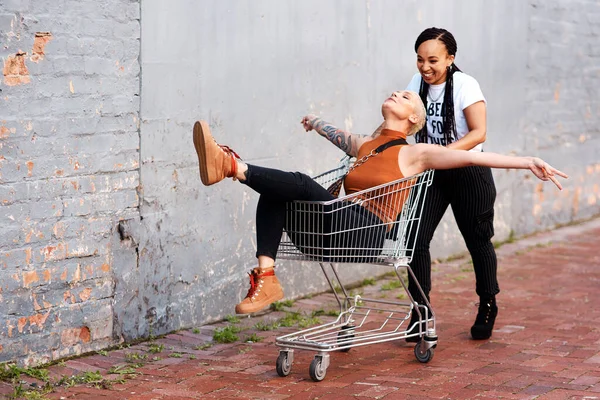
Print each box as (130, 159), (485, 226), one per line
(408, 92), (426, 136)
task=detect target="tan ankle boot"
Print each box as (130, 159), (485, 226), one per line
(192, 120), (241, 185)
(235, 268), (284, 314)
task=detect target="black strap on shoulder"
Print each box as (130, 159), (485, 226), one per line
(374, 138), (408, 154)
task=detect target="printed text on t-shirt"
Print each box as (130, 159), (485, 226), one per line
(425, 101), (455, 145)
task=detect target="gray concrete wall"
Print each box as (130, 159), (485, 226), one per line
(1, 0), (599, 366)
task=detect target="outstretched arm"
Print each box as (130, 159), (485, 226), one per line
(399, 144), (568, 190)
(301, 114), (371, 157)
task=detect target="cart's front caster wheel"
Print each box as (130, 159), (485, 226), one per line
(337, 326), (355, 352)
(414, 342), (434, 363)
(276, 352), (292, 377)
(309, 356), (327, 382)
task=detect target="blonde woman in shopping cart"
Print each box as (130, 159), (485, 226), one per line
(192, 91), (566, 315)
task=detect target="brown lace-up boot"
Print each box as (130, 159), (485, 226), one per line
(193, 120), (241, 185)
(235, 268), (284, 314)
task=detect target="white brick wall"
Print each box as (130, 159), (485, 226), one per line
(0, 0), (140, 365)
(517, 0), (600, 232)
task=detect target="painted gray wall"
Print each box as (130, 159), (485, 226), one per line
(0, 0), (141, 365)
(1, 0), (598, 365)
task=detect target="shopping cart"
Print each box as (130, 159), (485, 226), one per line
(275, 160), (436, 381)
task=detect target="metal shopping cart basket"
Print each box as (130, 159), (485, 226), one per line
(275, 160), (436, 381)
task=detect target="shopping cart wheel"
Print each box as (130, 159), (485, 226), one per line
(276, 352), (292, 377)
(414, 342), (434, 363)
(337, 326), (355, 352)
(309, 356), (327, 382)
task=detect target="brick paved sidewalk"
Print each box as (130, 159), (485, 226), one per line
(2, 218), (600, 400)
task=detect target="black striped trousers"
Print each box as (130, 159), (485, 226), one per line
(407, 166), (499, 305)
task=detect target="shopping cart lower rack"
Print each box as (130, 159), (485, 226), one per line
(274, 163), (436, 381)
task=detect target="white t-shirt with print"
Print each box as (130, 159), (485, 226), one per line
(406, 71), (486, 152)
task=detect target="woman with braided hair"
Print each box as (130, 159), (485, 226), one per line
(193, 89), (566, 316)
(403, 27), (500, 340)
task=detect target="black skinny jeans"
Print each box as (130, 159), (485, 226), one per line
(407, 166), (499, 305)
(241, 164), (386, 262)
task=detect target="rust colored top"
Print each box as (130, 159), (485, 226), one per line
(344, 129), (412, 226)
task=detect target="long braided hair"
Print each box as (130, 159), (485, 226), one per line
(414, 27), (461, 145)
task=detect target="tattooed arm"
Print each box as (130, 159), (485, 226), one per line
(370, 122), (385, 139)
(301, 114), (372, 157)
